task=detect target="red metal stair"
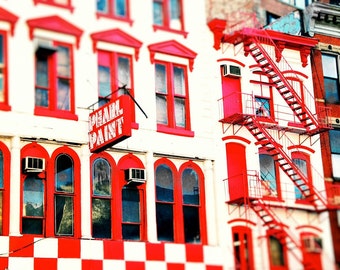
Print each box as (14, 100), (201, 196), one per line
(244, 116), (329, 210)
(242, 30), (331, 135)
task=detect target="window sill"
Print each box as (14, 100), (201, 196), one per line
(152, 25), (188, 38)
(157, 124), (194, 137)
(33, 0), (74, 12)
(0, 103), (11, 111)
(96, 13), (133, 26)
(34, 108), (78, 121)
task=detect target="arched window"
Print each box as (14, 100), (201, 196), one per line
(259, 152), (280, 197)
(181, 167), (200, 243)
(155, 159), (206, 243)
(91, 156), (113, 239)
(155, 162), (175, 242)
(54, 154), (74, 235)
(232, 226), (254, 270)
(118, 154), (146, 241)
(292, 152), (312, 201)
(20, 142), (49, 236)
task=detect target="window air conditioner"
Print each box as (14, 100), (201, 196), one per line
(124, 168), (146, 184)
(303, 236), (322, 253)
(222, 64), (241, 77)
(23, 157), (45, 173)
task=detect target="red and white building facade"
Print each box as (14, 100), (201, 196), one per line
(0, 0), (338, 270)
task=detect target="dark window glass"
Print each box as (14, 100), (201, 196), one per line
(156, 164), (174, 202)
(92, 198), (111, 238)
(183, 206), (200, 243)
(122, 188), (140, 240)
(156, 203), (174, 241)
(269, 235), (285, 266)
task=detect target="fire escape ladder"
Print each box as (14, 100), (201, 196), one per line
(243, 33), (327, 135)
(251, 199), (302, 262)
(244, 116), (328, 210)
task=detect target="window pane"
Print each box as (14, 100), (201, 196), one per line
(170, 0), (181, 29)
(35, 88), (49, 107)
(55, 154), (74, 193)
(183, 206), (200, 243)
(259, 154), (277, 195)
(322, 54), (338, 78)
(57, 78), (70, 110)
(330, 130), (340, 154)
(93, 158), (111, 196)
(182, 168), (199, 205)
(155, 64), (167, 94)
(269, 236), (285, 266)
(255, 97), (270, 117)
(156, 95), (168, 125)
(156, 203), (174, 241)
(332, 154), (340, 179)
(22, 218), (43, 235)
(98, 65), (111, 102)
(175, 97), (185, 127)
(173, 66), (185, 95)
(153, 1), (163, 25)
(156, 164), (174, 202)
(23, 176), (44, 217)
(324, 78), (339, 103)
(92, 198), (111, 238)
(55, 195), (73, 235)
(115, 0), (127, 17)
(36, 56), (49, 87)
(118, 56), (131, 89)
(293, 158), (307, 199)
(57, 46), (70, 77)
(122, 188), (140, 223)
(97, 0), (108, 13)
(122, 224), (140, 240)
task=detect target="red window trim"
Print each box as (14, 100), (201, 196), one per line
(90, 152), (119, 239)
(34, 41), (78, 121)
(155, 60), (193, 136)
(0, 142), (10, 235)
(291, 151), (313, 204)
(0, 7), (18, 36)
(46, 146), (81, 238)
(232, 226), (255, 270)
(33, 0), (74, 12)
(26, 15), (83, 49)
(267, 229), (289, 270)
(117, 153), (147, 241)
(20, 142), (50, 236)
(148, 40), (197, 72)
(154, 158), (207, 244)
(96, 0), (132, 25)
(0, 30), (11, 111)
(152, 0), (187, 37)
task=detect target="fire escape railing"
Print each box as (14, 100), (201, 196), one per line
(225, 171), (303, 264)
(242, 28), (331, 135)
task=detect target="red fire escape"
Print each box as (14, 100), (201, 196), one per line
(208, 18), (340, 266)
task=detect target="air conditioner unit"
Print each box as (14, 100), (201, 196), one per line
(329, 117), (340, 127)
(35, 39), (57, 55)
(23, 157), (45, 173)
(124, 168), (146, 184)
(303, 236), (322, 253)
(222, 64), (241, 77)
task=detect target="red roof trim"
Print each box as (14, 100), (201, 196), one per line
(90, 29), (143, 60)
(148, 40), (197, 71)
(0, 7), (18, 36)
(26, 15), (83, 48)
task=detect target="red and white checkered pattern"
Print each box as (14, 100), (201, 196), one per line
(0, 236), (225, 270)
